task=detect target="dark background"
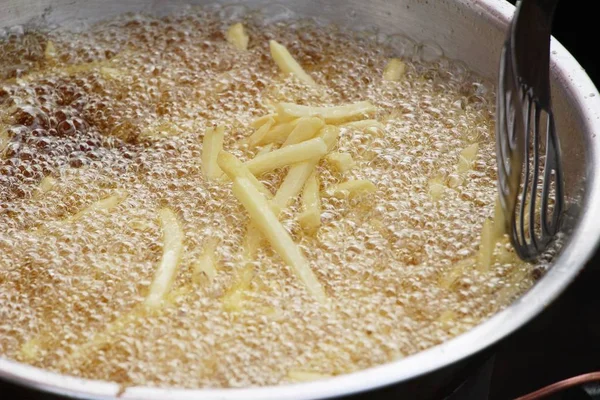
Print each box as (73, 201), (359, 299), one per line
(490, 1), (600, 399)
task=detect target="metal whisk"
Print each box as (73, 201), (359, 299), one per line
(496, 0), (565, 261)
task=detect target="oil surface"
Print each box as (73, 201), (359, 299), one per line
(0, 7), (533, 388)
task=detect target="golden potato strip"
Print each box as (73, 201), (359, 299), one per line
(287, 370), (332, 382)
(298, 172), (321, 233)
(243, 224), (263, 259)
(438, 256), (476, 289)
(44, 40), (57, 62)
(245, 137), (327, 176)
(231, 178), (326, 302)
(325, 152), (355, 173)
(145, 208), (185, 308)
(273, 126), (339, 209)
(493, 197), (506, 237)
(68, 191), (127, 222)
(382, 58), (406, 81)
(247, 117), (275, 147)
(327, 179), (377, 199)
(281, 117), (324, 147)
(226, 22), (249, 50)
(222, 265), (254, 312)
(202, 126), (226, 179)
(256, 143), (274, 156)
(34, 176), (56, 198)
(218, 151), (273, 199)
(276, 101), (377, 124)
(259, 119), (299, 145)
(269, 40), (317, 87)
(428, 176), (446, 202)
(251, 113), (277, 129)
(457, 143), (479, 173)
(218, 152), (326, 302)
(0, 127), (10, 156)
(477, 218), (494, 271)
(192, 238), (219, 285)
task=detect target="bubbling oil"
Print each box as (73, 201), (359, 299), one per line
(0, 7), (534, 388)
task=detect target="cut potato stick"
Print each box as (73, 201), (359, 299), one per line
(457, 143), (479, 173)
(202, 125), (225, 180)
(243, 224), (263, 259)
(493, 197), (507, 238)
(438, 256), (476, 289)
(281, 117), (324, 147)
(245, 137), (327, 176)
(218, 152), (326, 302)
(192, 238), (219, 285)
(428, 176), (446, 202)
(218, 151), (273, 199)
(246, 117), (275, 147)
(477, 218), (495, 271)
(145, 208), (185, 308)
(287, 370), (332, 382)
(273, 126), (339, 209)
(44, 40), (57, 62)
(326, 179), (377, 199)
(269, 40), (317, 87)
(232, 177), (326, 302)
(222, 265), (255, 312)
(382, 58), (406, 81)
(325, 152), (355, 173)
(0, 127), (10, 156)
(34, 176), (56, 199)
(298, 172), (321, 233)
(256, 143), (274, 156)
(259, 119), (299, 145)
(226, 23), (249, 51)
(251, 113), (278, 129)
(276, 101), (377, 124)
(67, 191), (127, 222)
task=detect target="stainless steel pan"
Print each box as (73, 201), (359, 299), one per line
(1, 1), (599, 399)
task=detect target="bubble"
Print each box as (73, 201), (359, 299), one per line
(0, 6), (533, 391)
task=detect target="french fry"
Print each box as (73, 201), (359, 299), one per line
(326, 179), (377, 199)
(281, 117), (324, 147)
(218, 151), (273, 199)
(246, 117), (275, 147)
(457, 143), (479, 173)
(222, 264), (255, 312)
(243, 223), (263, 259)
(202, 125), (225, 180)
(297, 172), (321, 233)
(325, 152), (355, 173)
(382, 58), (406, 81)
(67, 190), (127, 222)
(273, 126), (339, 209)
(226, 22), (249, 51)
(251, 113), (277, 129)
(428, 176), (446, 202)
(245, 137), (327, 176)
(34, 176), (56, 199)
(218, 152), (326, 302)
(44, 40), (57, 63)
(192, 238), (219, 285)
(0, 127), (10, 156)
(145, 208), (185, 308)
(287, 370), (332, 382)
(269, 40), (317, 87)
(259, 119), (299, 145)
(256, 143), (274, 156)
(438, 256), (476, 289)
(493, 197), (507, 238)
(276, 101), (377, 124)
(477, 218), (495, 271)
